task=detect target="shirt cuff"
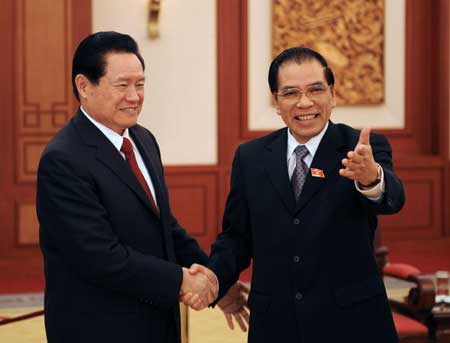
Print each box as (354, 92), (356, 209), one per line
(213, 273), (219, 295)
(354, 164), (385, 201)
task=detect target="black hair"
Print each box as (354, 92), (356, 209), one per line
(72, 31), (145, 101)
(268, 47), (335, 93)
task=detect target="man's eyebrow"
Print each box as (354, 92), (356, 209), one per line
(308, 81), (326, 86)
(111, 76), (146, 83)
(280, 81), (325, 90)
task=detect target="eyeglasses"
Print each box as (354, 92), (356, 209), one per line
(276, 84), (331, 103)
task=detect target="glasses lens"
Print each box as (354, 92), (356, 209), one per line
(281, 89), (300, 101)
(306, 85), (328, 100)
(278, 85), (328, 103)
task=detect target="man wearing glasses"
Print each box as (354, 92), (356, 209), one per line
(206, 47), (405, 342)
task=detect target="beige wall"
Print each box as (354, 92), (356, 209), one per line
(248, 0), (405, 130)
(93, 0), (217, 165)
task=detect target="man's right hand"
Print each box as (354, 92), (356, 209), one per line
(179, 265), (218, 310)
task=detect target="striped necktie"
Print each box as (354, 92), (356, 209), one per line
(291, 145), (309, 200)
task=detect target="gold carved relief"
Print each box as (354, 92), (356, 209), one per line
(272, 0), (384, 105)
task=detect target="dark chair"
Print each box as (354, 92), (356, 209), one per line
(374, 230), (435, 343)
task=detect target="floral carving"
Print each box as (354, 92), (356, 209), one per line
(272, 0), (384, 105)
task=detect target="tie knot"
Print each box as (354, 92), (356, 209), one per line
(294, 145), (309, 159)
(121, 137), (133, 154)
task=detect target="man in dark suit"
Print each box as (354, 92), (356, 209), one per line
(207, 47), (405, 342)
(37, 31), (222, 343)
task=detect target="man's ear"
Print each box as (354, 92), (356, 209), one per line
(330, 86), (337, 109)
(272, 93), (281, 115)
(75, 74), (90, 99)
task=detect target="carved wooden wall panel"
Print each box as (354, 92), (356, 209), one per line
(272, 0), (385, 105)
(379, 165), (443, 240)
(165, 169), (219, 253)
(0, 0), (91, 278)
(15, 0), (74, 183)
(16, 202), (39, 245)
(17, 138), (48, 181)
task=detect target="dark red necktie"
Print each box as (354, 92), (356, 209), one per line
(121, 137), (159, 215)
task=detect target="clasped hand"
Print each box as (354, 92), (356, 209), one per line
(179, 264), (218, 311)
(179, 264), (250, 331)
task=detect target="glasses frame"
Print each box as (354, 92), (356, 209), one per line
(276, 84), (332, 103)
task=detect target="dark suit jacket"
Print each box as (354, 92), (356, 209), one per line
(37, 109), (207, 343)
(209, 122), (405, 343)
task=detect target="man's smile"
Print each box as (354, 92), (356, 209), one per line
(120, 106), (139, 113)
(293, 113), (319, 121)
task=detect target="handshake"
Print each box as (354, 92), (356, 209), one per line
(179, 264), (250, 331)
(180, 263), (218, 310)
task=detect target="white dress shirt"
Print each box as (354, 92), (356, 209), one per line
(286, 123), (384, 201)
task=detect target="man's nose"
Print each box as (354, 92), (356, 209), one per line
(296, 92), (313, 107)
(126, 87), (140, 101)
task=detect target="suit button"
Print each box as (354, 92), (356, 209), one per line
(293, 218), (300, 225)
(295, 292), (303, 300)
(293, 256), (300, 263)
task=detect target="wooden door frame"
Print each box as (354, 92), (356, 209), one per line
(0, 0), (92, 275)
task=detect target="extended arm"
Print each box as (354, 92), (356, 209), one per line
(209, 147), (253, 299)
(339, 128), (405, 214)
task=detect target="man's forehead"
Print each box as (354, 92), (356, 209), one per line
(278, 60), (326, 85)
(279, 59), (324, 72)
(103, 53), (144, 77)
(104, 52), (143, 68)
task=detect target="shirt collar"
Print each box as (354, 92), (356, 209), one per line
(286, 121), (329, 160)
(80, 106), (130, 152)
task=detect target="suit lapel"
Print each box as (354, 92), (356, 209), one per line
(130, 128), (165, 215)
(294, 122), (346, 214)
(72, 110), (156, 214)
(130, 127), (178, 262)
(264, 129), (297, 214)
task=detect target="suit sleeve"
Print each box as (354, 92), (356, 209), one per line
(37, 150), (182, 310)
(145, 129), (209, 268)
(168, 210), (209, 267)
(209, 146), (252, 298)
(363, 134), (405, 214)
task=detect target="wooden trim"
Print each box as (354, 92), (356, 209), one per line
(164, 167), (220, 252)
(380, 165), (443, 240)
(0, 0), (15, 255)
(395, 156), (447, 168)
(0, 310), (44, 326)
(216, 0), (247, 220)
(165, 165), (220, 174)
(71, 0), (91, 113)
(217, 0), (244, 167)
(435, 0), (450, 237)
(239, 0), (249, 142)
(0, 0), (92, 259)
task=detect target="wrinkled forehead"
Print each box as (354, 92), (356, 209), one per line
(103, 52), (145, 77)
(277, 60), (327, 87)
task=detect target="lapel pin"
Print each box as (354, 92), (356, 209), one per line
(311, 168), (325, 178)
